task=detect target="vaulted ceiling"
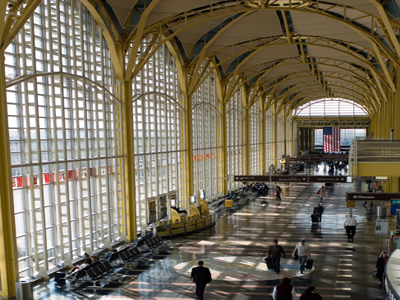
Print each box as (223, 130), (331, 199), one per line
(90, 1), (400, 115)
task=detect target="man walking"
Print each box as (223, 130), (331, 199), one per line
(344, 214), (357, 242)
(191, 261), (212, 300)
(268, 240), (286, 274)
(313, 203), (324, 223)
(293, 240), (310, 274)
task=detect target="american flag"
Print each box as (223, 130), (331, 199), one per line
(323, 127), (341, 152)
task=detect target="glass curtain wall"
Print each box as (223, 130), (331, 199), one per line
(265, 108), (274, 169)
(192, 74), (222, 201)
(226, 91), (245, 191)
(5, 0), (125, 278)
(132, 42), (184, 227)
(249, 101), (262, 175)
(314, 128), (366, 147)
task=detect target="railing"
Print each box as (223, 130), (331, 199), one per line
(349, 140), (400, 176)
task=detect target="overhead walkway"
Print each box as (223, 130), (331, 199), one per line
(349, 140), (400, 177)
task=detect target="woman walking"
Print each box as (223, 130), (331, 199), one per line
(275, 186), (282, 203)
(272, 277), (298, 300)
(317, 186), (325, 202)
(375, 251), (388, 284)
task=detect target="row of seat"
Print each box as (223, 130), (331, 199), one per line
(85, 261), (120, 290)
(143, 235), (167, 253)
(62, 235), (169, 293)
(64, 260), (119, 293)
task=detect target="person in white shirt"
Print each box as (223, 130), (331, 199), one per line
(293, 240), (311, 274)
(343, 214), (357, 242)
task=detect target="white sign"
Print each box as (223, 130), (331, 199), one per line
(375, 219), (388, 234)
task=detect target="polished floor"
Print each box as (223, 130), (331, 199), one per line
(33, 169), (390, 299)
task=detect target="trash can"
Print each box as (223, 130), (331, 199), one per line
(377, 206), (386, 219)
(15, 280), (33, 300)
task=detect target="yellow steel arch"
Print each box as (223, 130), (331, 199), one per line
(212, 36), (392, 93)
(140, 3), (399, 64)
(264, 72), (379, 110)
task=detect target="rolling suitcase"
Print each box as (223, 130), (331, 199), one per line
(305, 259), (313, 269)
(264, 257), (274, 269)
(311, 213), (318, 223)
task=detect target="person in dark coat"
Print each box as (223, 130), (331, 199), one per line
(268, 239), (286, 274)
(191, 260), (212, 300)
(272, 277), (298, 300)
(275, 186), (283, 202)
(375, 251), (388, 283)
(313, 203), (324, 222)
(299, 286), (323, 300)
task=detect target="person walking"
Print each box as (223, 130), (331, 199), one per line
(343, 214), (357, 242)
(375, 251), (388, 284)
(268, 239), (286, 274)
(275, 186), (283, 203)
(313, 203), (324, 223)
(272, 277), (298, 300)
(317, 186), (325, 202)
(190, 260), (212, 300)
(292, 240), (311, 274)
(366, 177), (373, 189)
(299, 286), (323, 300)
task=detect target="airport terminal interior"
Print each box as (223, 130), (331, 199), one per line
(2, 0), (400, 299)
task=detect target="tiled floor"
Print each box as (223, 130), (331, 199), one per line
(33, 167), (389, 299)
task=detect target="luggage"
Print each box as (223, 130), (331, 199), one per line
(264, 257), (274, 269)
(311, 213), (318, 223)
(54, 271), (66, 284)
(305, 259), (313, 269)
(372, 270), (378, 280)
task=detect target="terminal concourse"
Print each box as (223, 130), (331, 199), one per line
(33, 166), (389, 300)
(2, 1), (400, 299)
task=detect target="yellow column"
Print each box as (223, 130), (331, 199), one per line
(184, 94), (194, 211)
(221, 102), (228, 195)
(379, 107), (384, 139)
(244, 108), (250, 174)
(390, 177), (400, 192)
(273, 103), (278, 166)
(311, 129), (315, 151)
(372, 116), (377, 140)
(122, 81), (137, 241)
(385, 93), (392, 140)
(290, 120), (294, 156)
(261, 105), (266, 174)
(304, 128), (309, 151)
(393, 69), (400, 140)
(283, 112), (287, 155)
(0, 49), (19, 298)
(298, 128), (302, 152)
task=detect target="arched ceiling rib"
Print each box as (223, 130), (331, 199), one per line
(96, 0), (400, 115)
